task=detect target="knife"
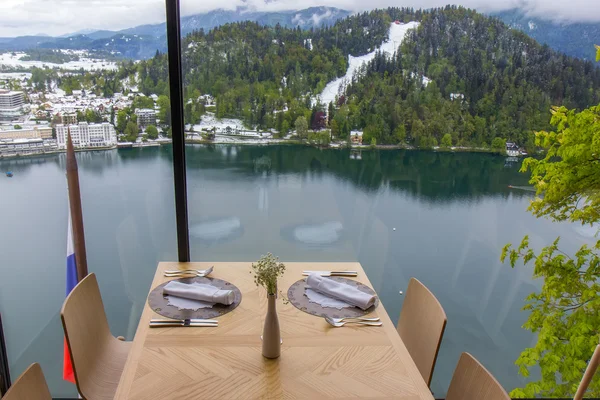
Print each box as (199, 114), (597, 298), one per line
(149, 320), (218, 328)
(150, 322), (219, 328)
(150, 318), (218, 324)
(302, 271), (358, 276)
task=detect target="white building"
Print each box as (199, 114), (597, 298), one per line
(56, 122), (117, 149)
(0, 138), (45, 156)
(135, 108), (157, 128)
(0, 90), (27, 119)
(0, 90), (24, 109)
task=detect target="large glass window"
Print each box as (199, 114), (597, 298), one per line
(2, 1), (599, 398)
(0, 7), (173, 397)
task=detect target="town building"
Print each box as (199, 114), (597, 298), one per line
(506, 142), (520, 157)
(0, 90), (27, 120)
(56, 122), (117, 149)
(0, 126), (52, 140)
(135, 108), (157, 129)
(0, 90), (24, 110)
(0, 138), (45, 156)
(350, 130), (363, 144)
(34, 109), (48, 120)
(61, 112), (78, 125)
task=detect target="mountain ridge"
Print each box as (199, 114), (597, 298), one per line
(0, 6), (349, 59)
(0, 6), (598, 61)
(492, 8), (600, 60)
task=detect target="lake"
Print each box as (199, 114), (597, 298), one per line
(0, 145), (593, 397)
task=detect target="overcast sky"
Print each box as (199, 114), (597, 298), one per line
(1, 0), (599, 37)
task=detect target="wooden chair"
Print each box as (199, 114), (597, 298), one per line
(3, 363), (51, 400)
(61, 273), (131, 400)
(446, 353), (510, 400)
(574, 344), (600, 400)
(396, 277), (447, 387)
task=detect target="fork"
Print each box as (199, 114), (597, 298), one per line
(164, 265), (214, 277)
(327, 317), (380, 323)
(325, 317), (383, 327)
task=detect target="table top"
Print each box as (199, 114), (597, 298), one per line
(114, 262), (434, 400)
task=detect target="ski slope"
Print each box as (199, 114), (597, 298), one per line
(317, 21), (420, 107)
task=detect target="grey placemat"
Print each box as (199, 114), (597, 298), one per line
(148, 276), (242, 320)
(287, 276), (379, 318)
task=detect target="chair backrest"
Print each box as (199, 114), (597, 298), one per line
(446, 353), (510, 400)
(61, 273), (113, 398)
(574, 344), (600, 400)
(396, 277), (447, 386)
(3, 363), (51, 400)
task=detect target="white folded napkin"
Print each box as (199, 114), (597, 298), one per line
(306, 273), (376, 310)
(163, 281), (234, 305)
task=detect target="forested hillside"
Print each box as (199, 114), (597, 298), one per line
(495, 8), (600, 61)
(116, 6), (600, 148)
(343, 6), (600, 147)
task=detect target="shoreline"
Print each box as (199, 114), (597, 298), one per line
(0, 138), (511, 160)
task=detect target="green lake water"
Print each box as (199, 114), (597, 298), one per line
(0, 145), (594, 397)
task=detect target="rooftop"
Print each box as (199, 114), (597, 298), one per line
(0, 90), (23, 96)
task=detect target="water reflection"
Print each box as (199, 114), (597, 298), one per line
(1, 144), (568, 398)
(189, 217), (243, 243)
(281, 221), (344, 246)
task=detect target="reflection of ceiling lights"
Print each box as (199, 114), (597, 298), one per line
(292, 221), (343, 245)
(253, 155), (271, 172)
(190, 217), (242, 241)
(574, 223), (598, 239)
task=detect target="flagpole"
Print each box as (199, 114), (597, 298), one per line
(66, 129), (88, 281)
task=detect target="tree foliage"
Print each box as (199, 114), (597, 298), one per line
(62, 6), (600, 147)
(145, 125), (159, 140)
(295, 116), (308, 139)
(124, 121), (139, 143)
(308, 130), (331, 146)
(491, 137), (506, 151)
(132, 95), (155, 110)
(440, 133), (452, 148)
(157, 95), (171, 127)
(344, 7), (600, 147)
(501, 103), (600, 398)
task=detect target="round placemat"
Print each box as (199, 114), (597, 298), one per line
(148, 277), (242, 320)
(287, 277), (379, 318)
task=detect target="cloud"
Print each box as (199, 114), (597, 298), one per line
(1, 0), (600, 37)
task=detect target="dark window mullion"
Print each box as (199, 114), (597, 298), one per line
(165, 0), (190, 262)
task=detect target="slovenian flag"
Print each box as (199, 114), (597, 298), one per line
(63, 207), (77, 383)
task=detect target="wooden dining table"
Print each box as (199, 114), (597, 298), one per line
(114, 262), (435, 399)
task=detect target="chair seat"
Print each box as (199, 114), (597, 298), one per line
(82, 339), (132, 400)
(396, 277), (447, 387)
(61, 273), (132, 400)
(3, 363), (52, 400)
(446, 353), (510, 400)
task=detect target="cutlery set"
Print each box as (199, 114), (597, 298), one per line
(164, 265), (214, 277)
(325, 317), (382, 327)
(154, 267), (381, 328)
(302, 270), (357, 277)
(149, 318), (218, 328)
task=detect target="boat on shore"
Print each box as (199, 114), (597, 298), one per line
(6, 171), (13, 177)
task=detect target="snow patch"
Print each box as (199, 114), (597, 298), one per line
(528, 21), (536, 30)
(304, 38), (313, 51)
(191, 113), (245, 132)
(0, 51), (119, 71)
(317, 21), (420, 107)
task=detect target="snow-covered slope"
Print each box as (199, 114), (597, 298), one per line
(0, 51), (118, 71)
(317, 21), (420, 107)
